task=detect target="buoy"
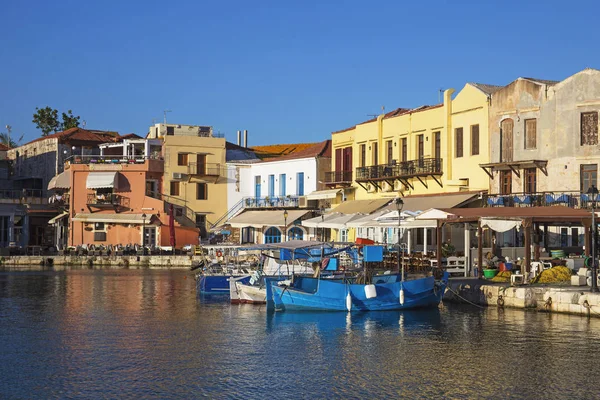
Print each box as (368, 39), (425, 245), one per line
(399, 287), (405, 305)
(346, 292), (352, 312)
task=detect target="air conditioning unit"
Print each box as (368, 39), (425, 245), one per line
(172, 172), (184, 179)
(298, 196), (307, 208)
(367, 184), (376, 193)
(382, 182), (393, 192)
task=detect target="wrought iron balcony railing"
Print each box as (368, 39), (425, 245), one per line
(355, 158), (443, 181)
(324, 171), (353, 184)
(243, 196), (299, 209)
(188, 162), (224, 177)
(484, 191), (600, 209)
(87, 193), (130, 208)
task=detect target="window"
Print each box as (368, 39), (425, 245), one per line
(94, 222), (105, 231)
(416, 229), (433, 246)
(360, 144), (366, 167)
(288, 227), (303, 240)
(386, 140), (393, 164)
(296, 172), (304, 196)
(581, 164), (598, 193)
(581, 112), (598, 146)
(500, 171), (512, 195)
(170, 181), (180, 196)
(241, 227), (255, 244)
(94, 232), (107, 242)
(196, 183), (207, 200)
(433, 131), (441, 159)
(372, 142), (378, 165)
(455, 128), (463, 158)
(524, 168), (536, 194)
(561, 228), (568, 247)
(195, 214), (206, 229)
(401, 138), (407, 162)
(471, 124), (480, 155)
(572, 228), (579, 247)
(166, 126), (175, 135)
(177, 153), (188, 166)
(339, 229), (348, 242)
(264, 227), (282, 244)
(268, 175), (275, 198)
(524, 119), (537, 149)
(254, 175), (261, 198)
(417, 135), (424, 160)
(279, 174), (286, 196)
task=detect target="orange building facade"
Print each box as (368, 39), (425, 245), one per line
(64, 156), (198, 249)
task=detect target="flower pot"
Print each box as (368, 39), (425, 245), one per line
(483, 269), (499, 279)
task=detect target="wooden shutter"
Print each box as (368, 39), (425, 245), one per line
(581, 112), (598, 145)
(471, 125), (479, 155)
(455, 128), (463, 158)
(525, 119), (537, 149)
(501, 119), (514, 162)
(335, 148), (342, 172)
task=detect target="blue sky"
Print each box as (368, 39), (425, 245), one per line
(1, 0), (598, 146)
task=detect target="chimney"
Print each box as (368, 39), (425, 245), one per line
(237, 130), (241, 146)
(243, 129), (248, 148)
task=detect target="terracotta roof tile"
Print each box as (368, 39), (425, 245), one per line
(250, 142), (319, 160)
(24, 128), (120, 146)
(0, 143), (9, 151)
(265, 140), (331, 162)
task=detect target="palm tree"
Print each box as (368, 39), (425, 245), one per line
(0, 132), (18, 148)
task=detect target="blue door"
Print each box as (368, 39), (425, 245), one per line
(255, 176), (261, 198)
(296, 172), (304, 196)
(279, 174), (286, 196)
(268, 175), (275, 198)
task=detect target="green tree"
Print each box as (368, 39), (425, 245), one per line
(0, 132), (18, 148)
(61, 110), (81, 130)
(32, 106), (60, 136)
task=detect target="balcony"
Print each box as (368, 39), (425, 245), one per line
(324, 171), (353, 188)
(242, 196), (300, 209)
(484, 191), (597, 209)
(355, 158), (443, 190)
(188, 162), (224, 179)
(87, 193), (130, 211)
(0, 189), (47, 205)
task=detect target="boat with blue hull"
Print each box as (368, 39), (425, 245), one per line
(269, 272), (448, 312)
(198, 274), (251, 294)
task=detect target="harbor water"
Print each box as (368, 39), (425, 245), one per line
(2, 268), (600, 399)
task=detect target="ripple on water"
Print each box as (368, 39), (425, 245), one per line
(1, 269), (600, 399)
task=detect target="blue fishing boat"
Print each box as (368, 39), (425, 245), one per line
(269, 273), (447, 311)
(198, 274), (251, 294)
(268, 244), (448, 312)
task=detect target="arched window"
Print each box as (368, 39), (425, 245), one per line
(264, 227), (282, 243)
(288, 227), (303, 240)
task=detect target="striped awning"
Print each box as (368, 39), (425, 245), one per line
(227, 210), (310, 228)
(48, 171), (70, 190)
(86, 172), (118, 189)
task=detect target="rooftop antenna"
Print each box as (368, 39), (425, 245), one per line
(5, 125), (11, 148)
(438, 88), (444, 103)
(82, 120), (86, 129)
(163, 110), (172, 124)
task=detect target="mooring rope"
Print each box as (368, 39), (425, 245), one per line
(445, 284), (486, 309)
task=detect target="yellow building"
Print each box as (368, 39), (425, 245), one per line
(148, 123), (227, 238)
(325, 83), (498, 243)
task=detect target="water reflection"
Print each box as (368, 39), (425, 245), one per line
(2, 269), (600, 399)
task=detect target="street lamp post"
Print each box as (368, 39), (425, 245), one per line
(283, 210), (289, 242)
(142, 213), (147, 255)
(588, 185), (599, 293)
(319, 205), (325, 242)
(395, 198), (404, 275)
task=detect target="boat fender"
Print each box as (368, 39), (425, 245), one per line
(399, 288), (405, 305)
(364, 284), (377, 299)
(346, 292), (352, 312)
(497, 295), (504, 308)
(216, 250), (223, 257)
